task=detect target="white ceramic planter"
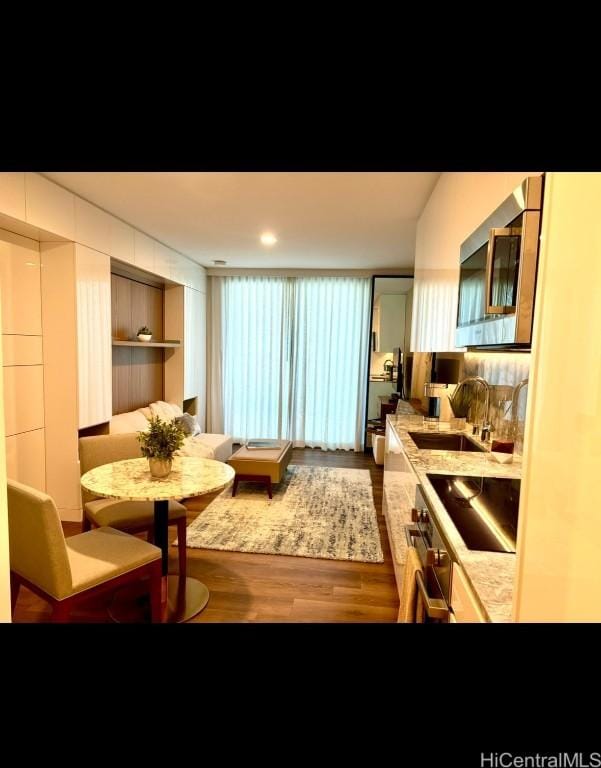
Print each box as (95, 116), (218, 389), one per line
(137, 333), (152, 342)
(148, 457), (172, 478)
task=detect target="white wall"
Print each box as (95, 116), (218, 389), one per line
(513, 172), (601, 621)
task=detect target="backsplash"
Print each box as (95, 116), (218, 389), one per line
(463, 352), (531, 454)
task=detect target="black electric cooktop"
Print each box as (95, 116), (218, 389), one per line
(426, 473), (520, 553)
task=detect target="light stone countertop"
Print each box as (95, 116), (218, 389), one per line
(386, 415), (520, 623)
(81, 456), (235, 502)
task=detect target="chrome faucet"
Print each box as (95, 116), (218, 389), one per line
(455, 376), (491, 434)
(510, 378), (529, 440)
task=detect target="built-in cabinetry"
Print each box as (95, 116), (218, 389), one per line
(1, 228), (46, 494)
(111, 271), (167, 414)
(164, 285), (207, 429)
(25, 173), (75, 240)
(0, 172), (208, 520)
(450, 563), (487, 622)
(41, 241), (112, 519)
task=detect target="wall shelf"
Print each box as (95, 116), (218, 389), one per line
(112, 339), (181, 348)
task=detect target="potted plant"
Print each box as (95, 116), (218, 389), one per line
(137, 326), (152, 342)
(137, 416), (185, 478)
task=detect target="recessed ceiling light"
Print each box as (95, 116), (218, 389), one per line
(260, 232), (277, 246)
(213, 260), (227, 265)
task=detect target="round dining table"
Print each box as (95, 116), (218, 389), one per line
(80, 455), (235, 623)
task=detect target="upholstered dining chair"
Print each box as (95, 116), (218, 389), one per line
(7, 479), (162, 622)
(78, 433), (188, 578)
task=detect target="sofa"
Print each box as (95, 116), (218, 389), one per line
(109, 401), (233, 463)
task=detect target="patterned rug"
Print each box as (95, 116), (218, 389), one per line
(183, 464), (383, 563)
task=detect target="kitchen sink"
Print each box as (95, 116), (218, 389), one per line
(408, 431), (485, 452)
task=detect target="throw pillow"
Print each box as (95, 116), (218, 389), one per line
(175, 413), (201, 436)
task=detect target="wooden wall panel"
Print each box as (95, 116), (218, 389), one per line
(131, 280), (163, 340)
(112, 345), (132, 415)
(111, 273), (132, 340)
(111, 272), (164, 414)
(131, 348), (163, 411)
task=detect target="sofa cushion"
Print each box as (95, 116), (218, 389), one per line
(197, 433), (234, 463)
(176, 436), (215, 460)
(110, 411), (150, 434)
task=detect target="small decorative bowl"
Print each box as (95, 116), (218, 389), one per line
(137, 333), (152, 342)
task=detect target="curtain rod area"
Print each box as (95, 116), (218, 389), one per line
(206, 268), (415, 277)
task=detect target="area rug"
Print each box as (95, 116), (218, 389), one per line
(183, 464), (383, 563)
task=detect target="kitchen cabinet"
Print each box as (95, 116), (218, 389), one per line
(25, 173), (75, 240)
(0, 172), (26, 220)
(450, 563), (487, 622)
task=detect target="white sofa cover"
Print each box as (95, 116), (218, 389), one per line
(109, 401), (233, 463)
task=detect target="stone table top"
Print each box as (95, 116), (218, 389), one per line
(81, 456), (235, 502)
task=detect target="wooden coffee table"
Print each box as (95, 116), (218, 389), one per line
(228, 440), (293, 499)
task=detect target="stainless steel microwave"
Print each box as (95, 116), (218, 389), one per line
(455, 175), (544, 349)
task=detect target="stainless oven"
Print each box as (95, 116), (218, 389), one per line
(456, 175), (544, 349)
(404, 484), (451, 622)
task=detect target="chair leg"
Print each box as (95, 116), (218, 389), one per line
(267, 478), (272, 499)
(51, 601), (71, 623)
(176, 517), (187, 578)
(149, 561), (163, 623)
(82, 515), (92, 533)
(232, 476), (239, 497)
(10, 573), (21, 615)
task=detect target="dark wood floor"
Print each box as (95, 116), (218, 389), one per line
(12, 448), (399, 623)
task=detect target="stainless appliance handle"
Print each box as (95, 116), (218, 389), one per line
(485, 227), (520, 314)
(415, 572), (449, 621)
(404, 526), (450, 621)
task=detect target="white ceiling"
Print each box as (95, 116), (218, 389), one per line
(43, 172), (440, 269)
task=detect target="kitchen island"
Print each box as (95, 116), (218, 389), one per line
(383, 414), (521, 622)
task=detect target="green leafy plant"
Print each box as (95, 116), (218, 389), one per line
(137, 416), (185, 460)
(137, 326), (151, 335)
(448, 382), (473, 418)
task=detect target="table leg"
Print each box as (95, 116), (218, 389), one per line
(108, 500), (210, 624)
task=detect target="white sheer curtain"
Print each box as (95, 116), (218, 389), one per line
(211, 275), (371, 450)
(289, 277), (371, 450)
(411, 268), (461, 352)
(221, 276), (291, 440)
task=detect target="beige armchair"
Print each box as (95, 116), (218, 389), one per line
(7, 479), (162, 622)
(78, 433), (188, 578)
